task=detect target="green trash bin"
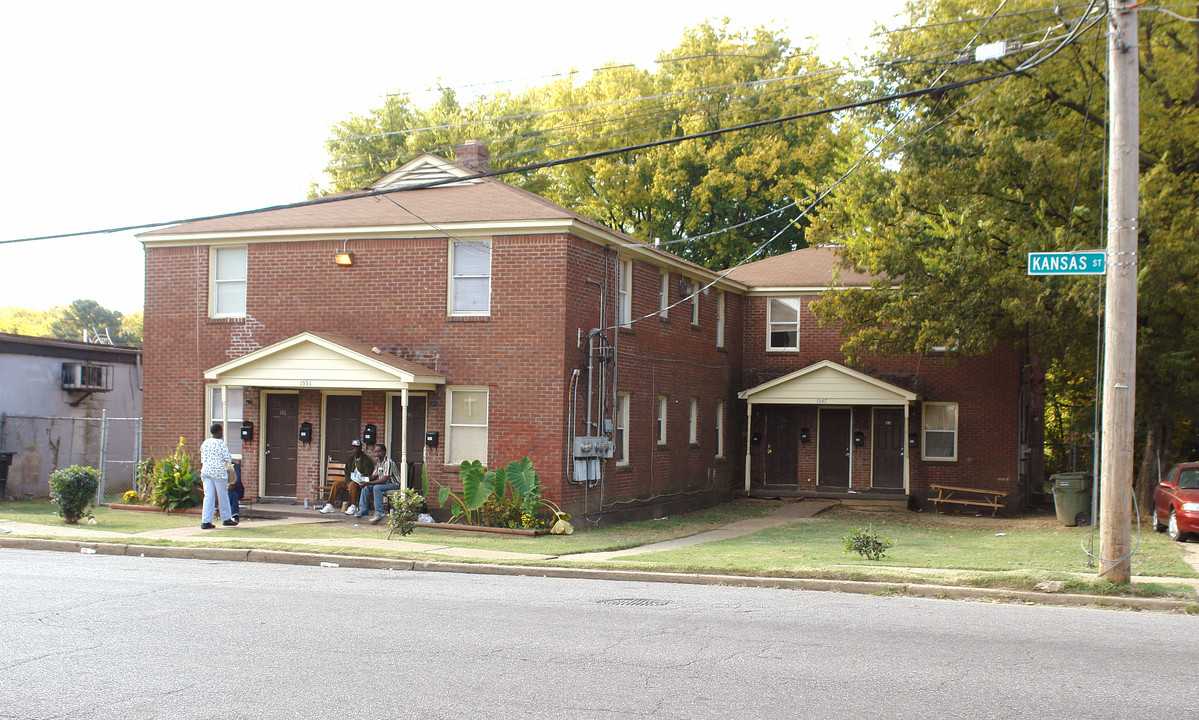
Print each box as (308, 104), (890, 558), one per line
(1051, 472), (1093, 527)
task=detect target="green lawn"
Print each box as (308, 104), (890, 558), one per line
(224, 499), (783, 555)
(595, 507), (1197, 597)
(4, 498), (1195, 600)
(0, 501), (198, 533)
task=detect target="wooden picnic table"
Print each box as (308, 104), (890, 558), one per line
(929, 483), (1007, 517)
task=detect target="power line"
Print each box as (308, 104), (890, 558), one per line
(4, 9), (1103, 246)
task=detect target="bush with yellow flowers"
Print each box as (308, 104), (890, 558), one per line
(151, 437), (200, 511)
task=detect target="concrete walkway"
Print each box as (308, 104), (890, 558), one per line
(555, 499), (838, 562)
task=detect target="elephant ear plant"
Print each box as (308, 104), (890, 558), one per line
(49, 465), (100, 524)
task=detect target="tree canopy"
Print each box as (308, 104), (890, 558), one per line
(317, 20), (856, 269)
(1, 300), (141, 346)
(807, 0), (1199, 502)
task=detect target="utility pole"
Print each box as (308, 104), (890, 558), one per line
(1099, 0), (1139, 583)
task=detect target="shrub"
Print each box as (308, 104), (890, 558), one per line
(386, 488), (425, 539)
(121, 490), (141, 504)
(843, 526), (894, 561)
(49, 465), (100, 524)
(151, 437), (200, 511)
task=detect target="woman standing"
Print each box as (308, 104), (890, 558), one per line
(199, 423), (237, 529)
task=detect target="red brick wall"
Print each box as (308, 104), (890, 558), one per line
(740, 295), (1024, 503)
(560, 238), (744, 521)
(144, 235), (570, 506)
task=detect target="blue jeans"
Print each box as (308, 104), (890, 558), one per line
(358, 482), (399, 516)
(229, 483), (244, 517)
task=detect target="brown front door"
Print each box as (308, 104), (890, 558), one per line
(763, 406), (798, 486)
(325, 395), (362, 464)
(264, 394), (298, 496)
(389, 395), (427, 489)
(818, 408), (850, 487)
(872, 408), (905, 490)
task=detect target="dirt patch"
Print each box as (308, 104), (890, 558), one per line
(820, 505), (1073, 532)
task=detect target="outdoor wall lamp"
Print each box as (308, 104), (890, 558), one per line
(799, 427), (811, 443)
(334, 252), (354, 266)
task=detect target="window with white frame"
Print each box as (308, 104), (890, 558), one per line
(690, 279), (700, 325)
(618, 259), (632, 327)
(656, 395), (667, 445)
(768, 298), (800, 350)
(715, 399), (725, 458)
(688, 398), (698, 444)
(447, 388), (489, 464)
(658, 270), (669, 318)
(615, 392), (630, 465)
(450, 240), (491, 315)
(209, 386), (244, 457)
(211, 246), (247, 317)
(716, 291), (725, 347)
(922, 402), (958, 461)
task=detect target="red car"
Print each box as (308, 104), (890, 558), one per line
(1152, 462), (1199, 541)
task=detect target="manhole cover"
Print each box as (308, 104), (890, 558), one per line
(597, 598), (670, 607)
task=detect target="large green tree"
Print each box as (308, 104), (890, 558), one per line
(317, 20), (855, 269)
(809, 1), (1199, 506)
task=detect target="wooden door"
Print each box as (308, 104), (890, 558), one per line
(872, 408), (905, 490)
(818, 408), (850, 487)
(325, 395), (362, 463)
(264, 394), (298, 496)
(763, 406), (798, 486)
(389, 395), (427, 489)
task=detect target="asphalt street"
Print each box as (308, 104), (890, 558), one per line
(0, 548), (1191, 719)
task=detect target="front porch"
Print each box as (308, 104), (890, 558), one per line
(738, 360), (918, 499)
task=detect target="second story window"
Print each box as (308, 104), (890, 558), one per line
(618, 259), (632, 328)
(716, 291), (726, 347)
(211, 246), (247, 317)
(768, 298), (800, 351)
(451, 240), (491, 315)
(659, 270), (669, 318)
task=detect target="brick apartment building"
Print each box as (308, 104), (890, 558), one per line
(139, 143), (1037, 522)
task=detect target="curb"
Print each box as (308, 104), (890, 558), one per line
(1, 537), (1193, 613)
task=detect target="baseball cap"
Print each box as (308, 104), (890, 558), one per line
(351, 439), (362, 447)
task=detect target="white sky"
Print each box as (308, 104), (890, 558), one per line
(0, 0), (907, 314)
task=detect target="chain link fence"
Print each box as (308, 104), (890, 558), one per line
(1, 413), (142, 504)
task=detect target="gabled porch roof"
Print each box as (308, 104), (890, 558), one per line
(737, 360), (917, 406)
(204, 332), (444, 390)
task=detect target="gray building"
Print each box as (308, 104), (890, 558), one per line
(0, 333), (142, 500)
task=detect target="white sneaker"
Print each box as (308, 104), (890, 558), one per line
(345, 505), (358, 515)
(319, 503), (334, 514)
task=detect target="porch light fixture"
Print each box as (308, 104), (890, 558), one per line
(334, 252), (354, 266)
(799, 427), (811, 443)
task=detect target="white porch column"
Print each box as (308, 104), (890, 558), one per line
(903, 402), (911, 492)
(400, 387), (410, 490)
(744, 402), (753, 492)
(219, 385), (229, 440)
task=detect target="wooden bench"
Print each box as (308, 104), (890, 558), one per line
(929, 484), (1007, 517)
(317, 460), (345, 504)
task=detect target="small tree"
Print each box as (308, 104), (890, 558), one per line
(49, 465), (100, 524)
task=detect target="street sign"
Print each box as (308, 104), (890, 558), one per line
(1027, 251), (1106, 275)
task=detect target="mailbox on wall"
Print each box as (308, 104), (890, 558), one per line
(799, 427), (811, 443)
(425, 431), (439, 448)
(299, 422), (313, 443)
(240, 421), (254, 442)
(363, 424), (377, 445)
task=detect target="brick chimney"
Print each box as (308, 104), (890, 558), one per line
(454, 140), (490, 174)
